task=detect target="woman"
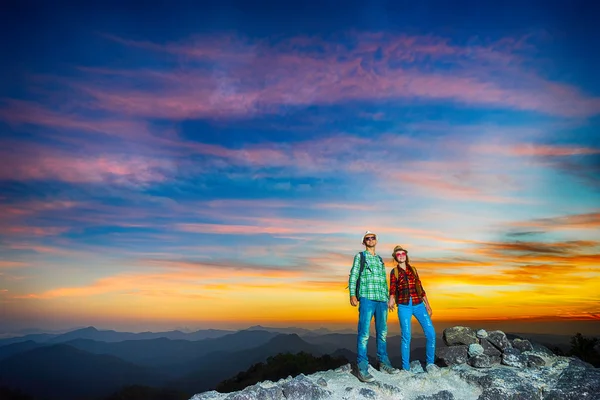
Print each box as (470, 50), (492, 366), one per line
(388, 245), (437, 372)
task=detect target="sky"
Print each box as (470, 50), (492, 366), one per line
(1, 0), (599, 336)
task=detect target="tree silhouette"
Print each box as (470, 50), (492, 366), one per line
(569, 333), (600, 367)
(215, 352), (349, 393)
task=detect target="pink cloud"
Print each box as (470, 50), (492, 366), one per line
(60, 32), (600, 119)
(0, 144), (174, 185)
(475, 142), (600, 157)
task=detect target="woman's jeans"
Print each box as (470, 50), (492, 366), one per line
(357, 297), (391, 372)
(397, 297), (436, 370)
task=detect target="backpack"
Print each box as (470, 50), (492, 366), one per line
(353, 251), (384, 296)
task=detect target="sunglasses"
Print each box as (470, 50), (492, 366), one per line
(364, 236), (377, 241)
(395, 251), (407, 256)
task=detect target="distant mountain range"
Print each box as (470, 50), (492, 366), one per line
(0, 325), (573, 400)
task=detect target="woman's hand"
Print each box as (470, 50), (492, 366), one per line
(426, 305), (433, 316)
(388, 297), (396, 311)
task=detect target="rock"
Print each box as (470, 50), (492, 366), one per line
(525, 353), (546, 368)
(372, 381), (403, 396)
(512, 338), (533, 352)
(468, 343), (484, 357)
(503, 347), (521, 356)
(457, 366), (544, 400)
(191, 391), (223, 400)
(529, 342), (554, 357)
(226, 385), (284, 400)
(316, 378), (327, 387)
(468, 354), (492, 368)
(489, 355), (502, 365)
(477, 386), (539, 400)
(487, 331), (511, 352)
(437, 345), (468, 366)
(415, 390), (455, 400)
(480, 339), (502, 357)
(358, 388), (377, 399)
(476, 329), (488, 339)
(410, 360), (425, 373)
(280, 374), (331, 400)
(544, 360), (600, 399)
(335, 363), (352, 373)
(443, 326), (478, 346)
(501, 352), (528, 369)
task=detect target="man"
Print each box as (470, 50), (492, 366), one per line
(349, 231), (400, 382)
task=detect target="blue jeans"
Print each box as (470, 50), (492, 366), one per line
(397, 298), (436, 370)
(357, 297), (390, 372)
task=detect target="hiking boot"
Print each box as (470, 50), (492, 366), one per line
(356, 368), (375, 383)
(379, 362), (400, 374)
(426, 363), (440, 374)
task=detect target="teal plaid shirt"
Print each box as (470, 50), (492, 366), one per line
(348, 251), (389, 302)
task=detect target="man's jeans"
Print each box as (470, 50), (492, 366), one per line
(397, 297), (436, 370)
(357, 297), (390, 372)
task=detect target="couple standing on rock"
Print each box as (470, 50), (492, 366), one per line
(348, 230), (437, 383)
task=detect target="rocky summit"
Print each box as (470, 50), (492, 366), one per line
(190, 327), (600, 400)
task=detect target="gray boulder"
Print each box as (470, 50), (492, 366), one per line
(476, 329), (488, 339)
(468, 343), (484, 357)
(358, 388), (377, 399)
(512, 338), (533, 352)
(415, 390), (455, 400)
(468, 354), (492, 368)
(544, 359), (600, 399)
(487, 330), (511, 352)
(280, 374), (332, 400)
(525, 353), (546, 368)
(437, 345), (469, 366)
(226, 385), (284, 400)
(480, 338), (502, 357)
(501, 352), (528, 369)
(443, 326), (478, 346)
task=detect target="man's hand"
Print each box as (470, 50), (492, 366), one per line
(388, 297), (396, 312)
(350, 296), (358, 307)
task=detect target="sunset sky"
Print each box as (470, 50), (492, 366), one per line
(1, 1), (599, 336)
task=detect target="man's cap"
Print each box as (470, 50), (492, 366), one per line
(362, 230), (377, 244)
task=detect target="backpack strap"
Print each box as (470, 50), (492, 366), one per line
(355, 251), (366, 296)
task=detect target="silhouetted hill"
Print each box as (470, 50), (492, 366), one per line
(170, 333), (334, 393)
(0, 327), (234, 347)
(0, 333), (57, 347)
(0, 344), (167, 400)
(64, 329), (280, 376)
(0, 340), (45, 361)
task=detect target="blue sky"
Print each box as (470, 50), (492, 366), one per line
(0, 0), (599, 334)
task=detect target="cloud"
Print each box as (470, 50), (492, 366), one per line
(0, 145), (175, 186)
(509, 211), (600, 231)
(7, 32), (597, 123)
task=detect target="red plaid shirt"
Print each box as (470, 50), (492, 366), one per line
(389, 265), (426, 305)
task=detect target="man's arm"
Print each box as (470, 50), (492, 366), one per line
(348, 253), (361, 306)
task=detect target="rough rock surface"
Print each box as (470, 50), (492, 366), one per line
(190, 327), (599, 400)
(512, 339), (534, 353)
(480, 339), (502, 357)
(437, 345), (469, 366)
(468, 354), (492, 369)
(468, 344), (484, 358)
(190, 357), (599, 400)
(487, 331), (511, 352)
(443, 326), (478, 346)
